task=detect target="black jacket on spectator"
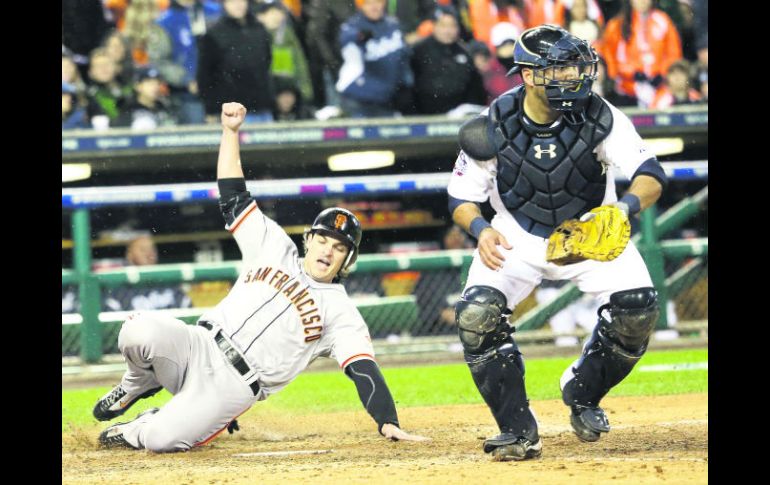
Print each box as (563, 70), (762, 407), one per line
(197, 15), (274, 116)
(62, 0), (112, 57)
(388, 0), (436, 34)
(410, 37), (487, 115)
(305, 0), (357, 106)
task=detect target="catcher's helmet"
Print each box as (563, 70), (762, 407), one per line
(309, 207), (362, 268)
(508, 24), (598, 124)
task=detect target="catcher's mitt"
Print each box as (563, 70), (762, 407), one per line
(545, 205), (631, 265)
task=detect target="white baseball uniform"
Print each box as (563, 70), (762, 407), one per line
(448, 102), (654, 309)
(113, 201), (374, 451)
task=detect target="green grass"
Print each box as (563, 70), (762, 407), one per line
(62, 348), (707, 431)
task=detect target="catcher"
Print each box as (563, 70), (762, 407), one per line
(447, 25), (667, 461)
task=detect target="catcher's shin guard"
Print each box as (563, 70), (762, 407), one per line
(560, 287), (660, 408)
(456, 286), (539, 444)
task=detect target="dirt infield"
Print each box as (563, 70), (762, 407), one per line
(62, 393), (707, 485)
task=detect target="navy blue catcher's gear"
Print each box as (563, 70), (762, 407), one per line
(486, 85), (614, 238)
(458, 116), (497, 161)
(455, 286), (539, 446)
(561, 287), (660, 409)
(508, 24), (599, 124)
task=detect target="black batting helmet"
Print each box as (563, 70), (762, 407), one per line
(509, 24), (599, 124)
(309, 207), (362, 268)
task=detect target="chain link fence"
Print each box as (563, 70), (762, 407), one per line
(62, 254), (707, 357)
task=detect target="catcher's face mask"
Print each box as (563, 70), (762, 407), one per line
(509, 25), (599, 124)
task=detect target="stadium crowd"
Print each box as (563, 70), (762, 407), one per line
(62, 0), (708, 130)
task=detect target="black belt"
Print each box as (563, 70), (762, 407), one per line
(198, 321), (261, 396)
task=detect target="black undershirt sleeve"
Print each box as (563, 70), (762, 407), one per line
(217, 178), (252, 226)
(345, 359), (400, 434)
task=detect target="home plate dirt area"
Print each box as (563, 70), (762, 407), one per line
(62, 393), (707, 485)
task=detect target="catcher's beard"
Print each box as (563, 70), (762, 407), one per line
(524, 85), (557, 120)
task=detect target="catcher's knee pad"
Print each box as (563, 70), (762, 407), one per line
(560, 287), (660, 407)
(601, 287), (660, 352)
(456, 287), (537, 441)
(455, 285), (512, 355)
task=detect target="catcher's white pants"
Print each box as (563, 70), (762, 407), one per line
(114, 312), (261, 452)
(464, 213), (653, 308)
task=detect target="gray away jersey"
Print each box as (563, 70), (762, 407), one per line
(199, 201), (374, 398)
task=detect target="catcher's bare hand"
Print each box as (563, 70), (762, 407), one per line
(381, 423), (430, 442)
(221, 102), (247, 132)
(478, 227), (512, 271)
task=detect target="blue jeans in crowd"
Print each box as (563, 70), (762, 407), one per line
(173, 91), (205, 125)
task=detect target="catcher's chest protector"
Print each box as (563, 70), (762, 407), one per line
(489, 87), (614, 237)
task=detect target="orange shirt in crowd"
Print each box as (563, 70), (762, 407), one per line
(105, 0), (169, 31)
(600, 9), (682, 98)
(650, 86), (701, 110)
(281, 0), (302, 20)
(468, 0), (526, 50)
(522, 0), (566, 29)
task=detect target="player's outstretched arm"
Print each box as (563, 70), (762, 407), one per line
(345, 359), (430, 442)
(380, 423), (430, 442)
(217, 102), (247, 180)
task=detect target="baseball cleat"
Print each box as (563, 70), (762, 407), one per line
(98, 407), (160, 449)
(491, 437), (543, 461)
(93, 384), (163, 421)
(570, 405), (610, 442)
(483, 432), (542, 461)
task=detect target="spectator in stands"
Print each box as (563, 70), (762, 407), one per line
(384, 0), (436, 45)
(410, 6), (487, 115)
(413, 225), (474, 336)
(489, 22), (522, 77)
(102, 29), (136, 86)
(336, 0), (413, 118)
(63, 0), (113, 79)
(62, 82), (90, 130)
(697, 68), (707, 102)
(63, 53), (88, 93)
(62, 235), (192, 314)
(85, 47), (133, 129)
(198, 0), (275, 123)
(522, 0), (567, 28)
(122, 0), (164, 66)
(114, 66), (177, 129)
(600, 0), (683, 108)
(674, 0), (697, 62)
(304, 0), (357, 109)
(272, 77), (317, 122)
(535, 281), (600, 347)
(650, 60), (701, 109)
(692, 0), (706, 70)
(149, 0), (222, 125)
(564, 0), (602, 43)
(104, 235), (192, 311)
(591, 55), (620, 105)
(467, 0), (526, 51)
(468, 40), (516, 103)
(413, 0), (475, 44)
(256, 1), (315, 105)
